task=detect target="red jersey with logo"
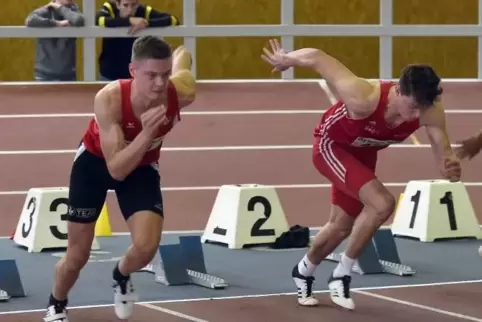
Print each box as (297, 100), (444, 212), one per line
(314, 80), (420, 151)
(82, 79), (181, 166)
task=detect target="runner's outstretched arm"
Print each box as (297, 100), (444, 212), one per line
(261, 39), (374, 113)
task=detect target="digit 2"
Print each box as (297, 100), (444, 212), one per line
(248, 196), (275, 237)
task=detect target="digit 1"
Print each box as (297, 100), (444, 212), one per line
(409, 190), (421, 229)
(440, 191), (457, 231)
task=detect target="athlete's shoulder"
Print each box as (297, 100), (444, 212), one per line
(94, 81), (123, 121)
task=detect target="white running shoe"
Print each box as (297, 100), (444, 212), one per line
(292, 264), (319, 306)
(113, 277), (139, 319)
(328, 273), (355, 310)
(43, 304), (69, 322)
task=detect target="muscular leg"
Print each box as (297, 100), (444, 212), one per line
(111, 163), (164, 319)
(295, 136), (390, 309)
(293, 192), (358, 307)
(304, 205), (355, 267)
(341, 179), (395, 264)
(45, 146), (109, 322)
(322, 180), (395, 311)
(52, 222), (96, 301)
(118, 210), (164, 275)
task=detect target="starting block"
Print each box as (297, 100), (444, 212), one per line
(326, 228), (415, 276)
(139, 235), (228, 289)
(13, 187), (100, 252)
(201, 184), (290, 249)
(391, 180), (482, 242)
(0, 259), (26, 298)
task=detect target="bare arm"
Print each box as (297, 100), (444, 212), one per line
(262, 40), (375, 114)
(170, 46), (196, 108)
(422, 99), (454, 165)
(288, 48), (374, 110)
(94, 84), (153, 181)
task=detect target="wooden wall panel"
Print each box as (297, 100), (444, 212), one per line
(0, 0), (480, 80)
(392, 0), (478, 78)
(195, 0), (279, 79)
(294, 37), (380, 79)
(293, 0), (379, 78)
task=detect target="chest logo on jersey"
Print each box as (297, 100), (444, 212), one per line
(364, 125), (378, 135)
(352, 137), (401, 147)
(125, 122), (135, 129)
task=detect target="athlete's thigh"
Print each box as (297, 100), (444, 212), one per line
(313, 137), (377, 217)
(115, 163), (164, 244)
(115, 163), (164, 221)
(67, 145), (110, 249)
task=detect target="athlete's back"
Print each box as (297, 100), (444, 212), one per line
(314, 80), (421, 151)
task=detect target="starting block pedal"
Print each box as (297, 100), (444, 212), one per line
(139, 236), (228, 289)
(0, 259), (26, 298)
(391, 180), (482, 242)
(13, 187), (100, 252)
(201, 184), (290, 249)
(326, 229), (415, 276)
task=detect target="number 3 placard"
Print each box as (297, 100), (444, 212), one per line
(13, 188), (100, 252)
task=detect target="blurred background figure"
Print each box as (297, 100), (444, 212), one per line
(25, 0), (85, 82)
(96, 0), (180, 81)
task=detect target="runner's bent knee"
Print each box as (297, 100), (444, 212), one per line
(128, 210), (163, 258)
(132, 230), (160, 258)
(328, 205), (355, 238)
(359, 180), (396, 221)
(62, 222), (96, 270)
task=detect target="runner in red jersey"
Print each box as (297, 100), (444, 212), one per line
(262, 39), (461, 310)
(44, 36), (196, 322)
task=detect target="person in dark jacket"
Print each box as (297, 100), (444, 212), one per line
(25, 0), (85, 81)
(96, 0), (180, 81)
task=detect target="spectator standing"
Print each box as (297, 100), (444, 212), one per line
(25, 0), (85, 81)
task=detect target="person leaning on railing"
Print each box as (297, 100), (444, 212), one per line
(95, 0), (180, 81)
(25, 0), (85, 82)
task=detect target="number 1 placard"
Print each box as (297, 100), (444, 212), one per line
(392, 180), (482, 242)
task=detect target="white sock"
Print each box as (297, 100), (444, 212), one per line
(297, 254), (317, 277)
(333, 253), (355, 277)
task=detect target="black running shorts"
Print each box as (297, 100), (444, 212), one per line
(66, 143), (164, 224)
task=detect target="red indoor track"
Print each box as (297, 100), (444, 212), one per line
(0, 81), (481, 321)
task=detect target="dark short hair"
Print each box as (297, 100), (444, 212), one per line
(399, 64), (442, 107)
(131, 36), (172, 62)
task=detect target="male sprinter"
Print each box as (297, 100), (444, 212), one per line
(262, 39), (461, 310)
(43, 36), (195, 322)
